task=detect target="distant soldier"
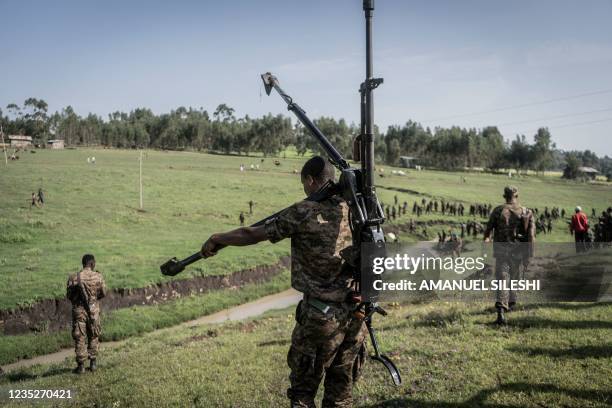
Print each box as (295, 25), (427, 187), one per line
(561, 208), (566, 219)
(484, 186), (535, 325)
(409, 218), (415, 233)
(37, 188), (45, 205)
(605, 207), (612, 242)
(592, 208), (596, 218)
(570, 206), (589, 253)
(239, 212), (245, 226)
(391, 206), (396, 220)
(421, 226), (429, 239)
(450, 232), (462, 257)
(201, 156), (366, 407)
(546, 219), (552, 234)
(248, 200), (254, 215)
(30, 192), (39, 208)
(394, 195), (398, 205)
(66, 254), (107, 374)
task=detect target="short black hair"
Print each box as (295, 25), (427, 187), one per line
(300, 156), (335, 183)
(82, 254), (95, 267)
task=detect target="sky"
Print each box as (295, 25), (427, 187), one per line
(1, 0), (611, 156)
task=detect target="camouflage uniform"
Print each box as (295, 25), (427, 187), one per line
(66, 267), (107, 364)
(265, 196), (367, 408)
(485, 190), (535, 311)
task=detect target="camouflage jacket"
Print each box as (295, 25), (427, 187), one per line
(486, 202), (535, 258)
(66, 267), (107, 318)
(265, 195), (353, 302)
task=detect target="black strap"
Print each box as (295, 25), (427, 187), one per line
(77, 272), (91, 315)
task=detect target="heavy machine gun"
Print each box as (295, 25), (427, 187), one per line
(160, 0), (400, 386)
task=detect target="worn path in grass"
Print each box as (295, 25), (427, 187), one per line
(1, 288), (300, 373)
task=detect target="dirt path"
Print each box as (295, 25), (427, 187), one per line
(1, 289), (301, 373)
(1, 257), (290, 335)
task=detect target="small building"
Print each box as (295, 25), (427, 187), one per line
(577, 166), (599, 180)
(399, 156), (418, 168)
(8, 135), (32, 148)
(47, 139), (65, 149)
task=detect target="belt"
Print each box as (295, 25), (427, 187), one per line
(302, 294), (351, 314)
(305, 297), (331, 314)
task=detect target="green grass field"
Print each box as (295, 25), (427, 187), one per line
(1, 148), (610, 371)
(1, 300), (610, 407)
(0, 149), (302, 309)
(2, 148), (609, 309)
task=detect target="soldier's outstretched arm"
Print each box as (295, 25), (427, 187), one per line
(202, 226), (267, 257)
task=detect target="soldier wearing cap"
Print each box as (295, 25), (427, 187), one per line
(201, 156), (366, 407)
(483, 186), (535, 324)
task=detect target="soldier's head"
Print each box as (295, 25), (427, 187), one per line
(503, 186), (518, 203)
(300, 156), (335, 195)
(82, 254), (95, 269)
(575, 206), (582, 213)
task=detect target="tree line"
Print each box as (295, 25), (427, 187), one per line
(1, 98), (610, 179)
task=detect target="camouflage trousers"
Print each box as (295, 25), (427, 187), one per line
(287, 299), (367, 408)
(71, 306), (101, 364)
(494, 256), (523, 310)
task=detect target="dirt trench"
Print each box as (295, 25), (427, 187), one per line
(0, 257), (290, 335)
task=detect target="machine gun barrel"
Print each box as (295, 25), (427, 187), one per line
(260, 73), (349, 171)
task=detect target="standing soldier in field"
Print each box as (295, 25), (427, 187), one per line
(484, 186), (535, 325)
(239, 211), (245, 226)
(37, 188), (45, 205)
(248, 200), (254, 215)
(30, 192), (39, 208)
(201, 156), (366, 407)
(66, 254), (107, 374)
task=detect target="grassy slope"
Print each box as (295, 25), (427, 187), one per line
(1, 149), (610, 368)
(1, 301), (610, 407)
(0, 149), (302, 309)
(2, 149), (610, 309)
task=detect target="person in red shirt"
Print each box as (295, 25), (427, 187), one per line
(570, 206), (589, 253)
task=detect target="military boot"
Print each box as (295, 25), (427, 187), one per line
(89, 359), (97, 372)
(495, 307), (506, 325)
(73, 362), (85, 375)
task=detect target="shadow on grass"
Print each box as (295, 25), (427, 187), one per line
(3, 361), (120, 383)
(508, 316), (612, 330)
(467, 302), (611, 317)
(361, 382), (612, 407)
(4, 366), (72, 382)
(508, 344), (612, 359)
(514, 302), (611, 312)
(257, 339), (290, 347)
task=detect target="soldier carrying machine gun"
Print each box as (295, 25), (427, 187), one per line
(160, 1), (400, 405)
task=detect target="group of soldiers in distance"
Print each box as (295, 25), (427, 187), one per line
(376, 193), (612, 247)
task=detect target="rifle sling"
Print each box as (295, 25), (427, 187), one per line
(77, 272), (92, 315)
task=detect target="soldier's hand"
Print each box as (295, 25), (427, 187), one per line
(201, 236), (220, 258)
